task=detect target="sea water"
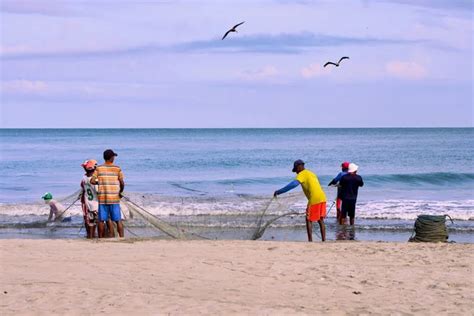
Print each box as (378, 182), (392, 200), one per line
(0, 128), (473, 242)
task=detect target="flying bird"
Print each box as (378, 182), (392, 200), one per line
(222, 21), (245, 40)
(324, 56), (350, 68)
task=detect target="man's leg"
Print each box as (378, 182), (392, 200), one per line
(336, 198), (342, 223)
(349, 201), (356, 226)
(339, 200), (347, 225)
(98, 221), (106, 238)
(305, 218), (313, 242)
(84, 218), (91, 238)
(98, 205), (107, 238)
(109, 204), (122, 237)
(116, 221), (124, 237)
(86, 225), (92, 239)
(106, 219), (115, 237)
(318, 218), (326, 241)
(89, 224), (96, 238)
(339, 214), (346, 225)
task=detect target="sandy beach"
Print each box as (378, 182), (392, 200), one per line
(0, 239), (472, 315)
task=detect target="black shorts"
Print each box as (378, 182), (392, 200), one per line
(341, 200), (357, 219)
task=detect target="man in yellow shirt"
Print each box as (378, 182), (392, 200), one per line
(274, 160), (326, 242)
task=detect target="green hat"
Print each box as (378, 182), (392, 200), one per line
(42, 192), (53, 200)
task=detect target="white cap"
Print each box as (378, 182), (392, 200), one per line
(348, 163), (359, 173)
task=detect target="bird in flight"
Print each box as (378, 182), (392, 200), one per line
(324, 56), (350, 68)
(222, 21), (245, 40)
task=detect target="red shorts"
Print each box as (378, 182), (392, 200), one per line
(336, 198), (342, 211)
(306, 202), (327, 222)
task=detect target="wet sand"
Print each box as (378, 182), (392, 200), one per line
(1, 239), (472, 315)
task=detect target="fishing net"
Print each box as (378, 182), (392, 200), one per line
(0, 189), (83, 232)
(408, 214), (453, 242)
(1, 187), (311, 240)
(117, 191), (308, 240)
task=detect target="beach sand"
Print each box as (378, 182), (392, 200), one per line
(1, 239), (472, 315)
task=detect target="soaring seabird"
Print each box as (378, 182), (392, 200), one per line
(324, 56), (350, 68)
(222, 21), (245, 40)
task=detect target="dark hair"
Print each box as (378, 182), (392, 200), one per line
(103, 149), (117, 161)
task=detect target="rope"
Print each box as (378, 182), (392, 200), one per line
(55, 197), (80, 221)
(251, 196), (338, 240)
(326, 200), (336, 217)
(409, 214), (453, 242)
(252, 211), (300, 240)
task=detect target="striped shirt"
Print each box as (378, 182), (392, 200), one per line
(93, 162), (124, 204)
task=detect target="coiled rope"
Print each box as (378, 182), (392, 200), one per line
(409, 214), (453, 243)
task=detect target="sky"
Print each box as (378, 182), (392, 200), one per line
(0, 0), (473, 128)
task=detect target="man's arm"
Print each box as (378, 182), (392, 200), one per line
(119, 179), (125, 197)
(118, 169), (125, 197)
(79, 181), (85, 203)
(328, 172), (343, 186)
(359, 177), (364, 187)
(47, 208), (53, 222)
(90, 170), (99, 185)
(274, 180), (300, 197)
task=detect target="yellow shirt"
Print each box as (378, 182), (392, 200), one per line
(295, 169), (326, 206)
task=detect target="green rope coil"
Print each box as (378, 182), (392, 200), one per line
(409, 214), (453, 243)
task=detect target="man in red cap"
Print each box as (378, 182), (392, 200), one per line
(80, 159), (99, 238)
(328, 162), (350, 223)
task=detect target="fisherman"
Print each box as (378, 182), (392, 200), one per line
(339, 163), (364, 226)
(80, 159), (99, 238)
(328, 161), (350, 223)
(273, 160), (327, 242)
(42, 193), (68, 222)
(91, 149), (125, 238)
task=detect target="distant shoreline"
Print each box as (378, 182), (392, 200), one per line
(1, 127), (473, 130)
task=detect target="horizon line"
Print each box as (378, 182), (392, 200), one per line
(0, 127), (472, 130)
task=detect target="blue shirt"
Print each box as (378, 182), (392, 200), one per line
(328, 171), (348, 199)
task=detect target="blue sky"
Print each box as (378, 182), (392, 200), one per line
(0, 0), (472, 127)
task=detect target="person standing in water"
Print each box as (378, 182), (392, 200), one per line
(328, 161), (350, 223)
(91, 149), (125, 238)
(80, 159), (99, 238)
(274, 160), (327, 242)
(339, 163), (364, 226)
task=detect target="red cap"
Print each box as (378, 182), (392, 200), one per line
(81, 159), (97, 170)
(341, 162), (350, 169)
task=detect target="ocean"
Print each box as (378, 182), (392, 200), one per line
(0, 128), (473, 242)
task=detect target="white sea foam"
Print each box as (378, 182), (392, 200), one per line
(1, 194), (472, 221)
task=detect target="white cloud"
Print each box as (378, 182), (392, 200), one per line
(0, 80), (50, 94)
(0, 80), (168, 102)
(239, 65), (279, 81)
(385, 61), (428, 80)
(0, 45), (31, 55)
(0, 0), (71, 15)
(300, 63), (330, 79)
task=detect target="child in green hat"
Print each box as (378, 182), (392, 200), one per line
(42, 193), (66, 222)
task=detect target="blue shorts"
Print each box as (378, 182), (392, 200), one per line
(98, 204), (121, 222)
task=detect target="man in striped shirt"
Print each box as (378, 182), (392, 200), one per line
(91, 149), (125, 238)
